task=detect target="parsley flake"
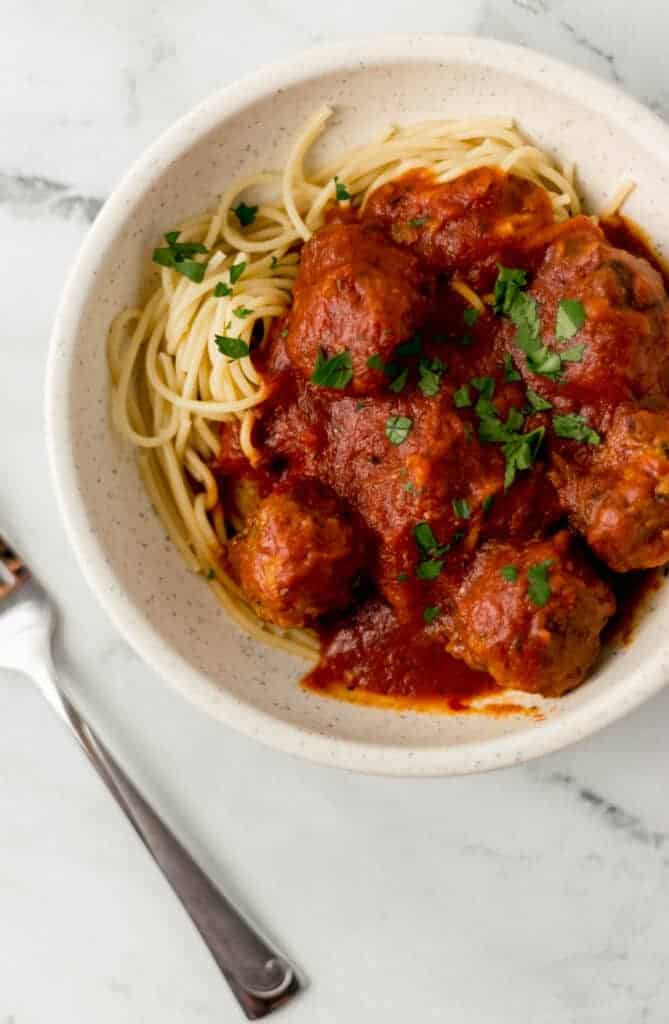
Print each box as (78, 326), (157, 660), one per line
(493, 265), (528, 316)
(556, 299), (586, 342)
(215, 335), (250, 360)
(311, 349), (353, 390)
(552, 413), (601, 445)
(561, 343), (585, 363)
(452, 498), (471, 520)
(395, 335), (422, 357)
(503, 352), (522, 382)
(386, 415), (413, 445)
(527, 560), (553, 607)
(388, 367), (409, 394)
(367, 353), (385, 372)
(334, 176), (351, 201)
(233, 305), (253, 319)
(525, 388), (553, 412)
(152, 232), (209, 282)
(500, 565), (518, 582)
(233, 201), (258, 227)
(454, 385), (471, 408)
(463, 307), (479, 327)
(397, 572), (408, 583)
(423, 605), (440, 625)
(416, 559), (443, 580)
(214, 281), (232, 297)
(407, 216), (428, 228)
(418, 357), (446, 397)
(483, 494), (494, 517)
(229, 262), (247, 285)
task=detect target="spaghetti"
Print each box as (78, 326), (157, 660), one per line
(108, 108), (599, 659)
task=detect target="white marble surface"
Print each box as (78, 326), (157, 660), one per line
(2, 3), (669, 1021)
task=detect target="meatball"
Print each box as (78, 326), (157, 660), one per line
(286, 222), (427, 395)
(229, 481), (363, 628)
(362, 167), (554, 289)
(505, 218), (669, 413)
(550, 404), (669, 572)
(445, 532), (615, 697)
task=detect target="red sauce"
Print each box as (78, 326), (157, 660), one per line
(219, 170), (668, 713)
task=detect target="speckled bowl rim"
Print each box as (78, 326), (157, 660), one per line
(46, 34), (669, 776)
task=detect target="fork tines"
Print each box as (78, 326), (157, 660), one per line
(0, 534), (31, 600)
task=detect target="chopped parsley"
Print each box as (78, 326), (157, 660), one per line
(525, 388), (553, 412)
(403, 480), (418, 495)
(388, 367), (409, 394)
(233, 305), (253, 319)
(493, 265), (528, 316)
(229, 262), (247, 285)
(152, 232), (209, 282)
(483, 494), (495, 517)
(407, 216), (428, 228)
(367, 353), (385, 372)
(503, 352), (522, 382)
(463, 307), (479, 327)
(556, 299), (586, 342)
(527, 560), (553, 607)
(561, 344), (585, 363)
(397, 572), (408, 583)
(493, 265), (565, 382)
(386, 415), (413, 445)
(552, 413), (601, 445)
(471, 376), (495, 399)
(334, 176), (351, 201)
(459, 334), (473, 347)
(500, 565), (518, 582)
(478, 408), (545, 490)
(311, 348), (353, 389)
(395, 335), (422, 357)
(280, 327), (289, 338)
(270, 255), (279, 269)
(233, 201), (258, 227)
(454, 384), (471, 409)
(214, 281), (232, 297)
(215, 335), (250, 360)
(452, 498), (471, 520)
(418, 357), (446, 397)
(423, 605), (440, 625)
(413, 522), (452, 560)
(207, 568), (216, 580)
(416, 559), (443, 580)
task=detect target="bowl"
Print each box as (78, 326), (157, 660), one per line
(46, 34), (669, 775)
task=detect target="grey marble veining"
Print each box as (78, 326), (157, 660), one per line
(1, 2), (669, 1022)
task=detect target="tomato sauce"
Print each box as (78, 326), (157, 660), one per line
(220, 169), (669, 712)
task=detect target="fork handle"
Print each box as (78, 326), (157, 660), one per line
(33, 660), (299, 1020)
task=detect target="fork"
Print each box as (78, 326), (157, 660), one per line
(0, 529), (300, 1019)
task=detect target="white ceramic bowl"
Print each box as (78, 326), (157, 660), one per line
(47, 34), (669, 776)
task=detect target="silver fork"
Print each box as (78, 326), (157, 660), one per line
(0, 529), (300, 1019)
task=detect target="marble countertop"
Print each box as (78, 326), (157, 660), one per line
(2, 3), (669, 1021)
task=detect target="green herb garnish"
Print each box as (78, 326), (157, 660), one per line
(152, 232), (209, 282)
(463, 308), (479, 327)
(483, 494), (494, 517)
(527, 560), (553, 607)
(215, 335), (250, 360)
(334, 176), (351, 201)
(233, 201), (258, 226)
(386, 415), (413, 445)
(555, 299), (586, 342)
(311, 348), (353, 389)
(233, 305), (253, 319)
(388, 368), (409, 394)
(561, 344), (585, 363)
(525, 388), (553, 412)
(423, 605), (440, 625)
(493, 265), (528, 316)
(229, 262), (246, 285)
(500, 565), (518, 582)
(407, 216), (428, 228)
(416, 559), (443, 580)
(503, 352), (522, 382)
(418, 357), (446, 397)
(214, 281), (232, 297)
(367, 353), (385, 372)
(395, 335), (422, 357)
(552, 413), (601, 445)
(454, 384), (471, 409)
(452, 498), (471, 520)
